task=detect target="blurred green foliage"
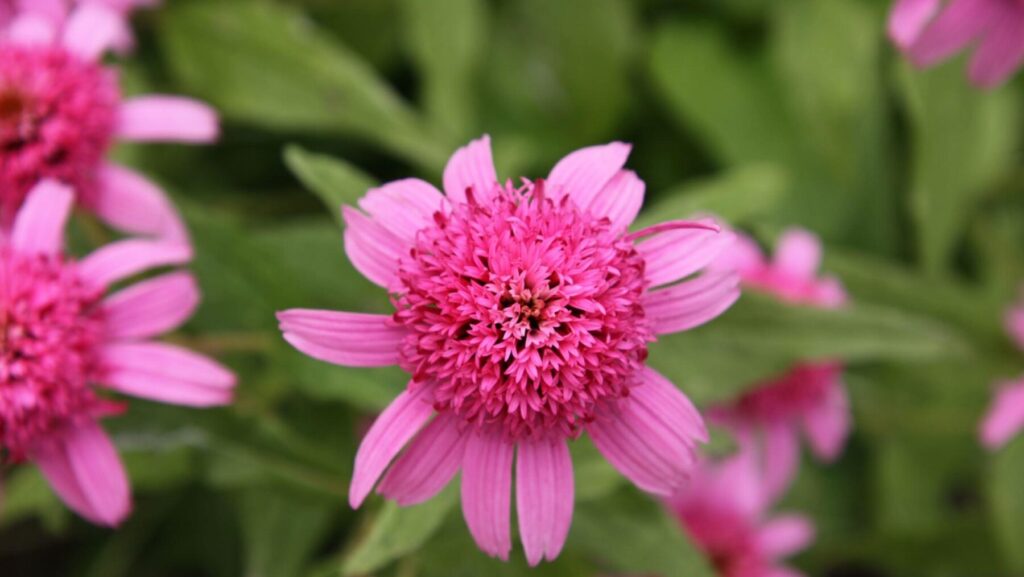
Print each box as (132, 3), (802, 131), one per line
(5, 0), (1024, 576)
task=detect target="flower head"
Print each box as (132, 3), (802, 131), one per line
(671, 448), (814, 577)
(980, 293), (1024, 449)
(1, 181), (235, 526)
(888, 0), (1024, 88)
(279, 136), (739, 564)
(710, 229), (850, 499)
(0, 5), (217, 241)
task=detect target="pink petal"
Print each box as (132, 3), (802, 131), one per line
(516, 438), (574, 566)
(77, 239), (192, 290)
(773, 229), (823, 281)
(357, 178), (447, 244)
(802, 372), (850, 462)
(588, 368), (705, 496)
(443, 135), (498, 204)
(461, 430), (514, 561)
(377, 413), (466, 506)
(967, 12), (1024, 88)
(888, 0), (942, 48)
(636, 220), (733, 287)
(6, 14), (59, 45)
(341, 206), (408, 289)
(99, 343), (235, 407)
(103, 272), (199, 340)
(61, 4), (124, 61)
(11, 180), (73, 256)
(907, 0), (999, 68)
(1006, 304), (1024, 351)
(117, 96), (219, 143)
(588, 170), (645, 231)
(980, 378), (1024, 449)
(546, 142), (631, 208)
(708, 231), (767, 276)
(643, 272), (741, 335)
(90, 164), (190, 244)
(756, 515), (815, 559)
(277, 309), (405, 368)
(763, 423), (800, 504)
(33, 420), (131, 526)
(349, 386), (434, 508)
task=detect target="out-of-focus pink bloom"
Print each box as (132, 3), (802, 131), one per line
(888, 0), (1024, 88)
(278, 135), (740, 564)
(0, 181), (235, 526)
(0, 5), (217, 243)
(671, 448), (814, 577)
(980, 296), (1024, 449)
(0, 0), (158, 53)
(711, 229), (850, 498)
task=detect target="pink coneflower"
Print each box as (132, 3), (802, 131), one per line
(888, 0), (1024, 88)
(979, 295), (1024, 449)
(1, 181), (235, 526)
(0, 4), (216, 242)
(278, 135), (739, 564)
(710, 229), (850, 499)
(671, 448), (814, 577)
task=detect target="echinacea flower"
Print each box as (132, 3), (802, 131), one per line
(1, 181), (235, 526)
(671, 448), (814, 577)
(979, 294), (1024, 448)
(0, 4), (217, 242)
(278, 136), (739, 564)
(888, 0), (1024, 88)
(710, 229), (850, 498)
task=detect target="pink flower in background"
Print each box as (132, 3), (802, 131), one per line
(671, 448), (814, 577)
(888, 0), (1024, 88)
(1, 181), (235, 526)
(279, 135), (739, 564)
(711, 229), (850, 498)
(0, 5), (217, 242)
(0, 0), (157, 53)
(980, 295), (1024, 449)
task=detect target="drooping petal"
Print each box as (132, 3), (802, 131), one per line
(906, 0), (998, 67)
(378, 413), (466, 506)
(888, 0), (941, 48)
(802, 373), (850, 462)
(588, 170), (645, 231)
(774, 229), (823, 281)
(756, 515), (815, 559)
(967, 13), (1024, 88)
(33, 420), (131, 526)
(516, 438), (574, 566)
(980, 379), (1024, 449)
(103, 272), (199, 340)
(61, 4), (124, 61)
(77, 239), (192, 290)
(636, 220), (733, 287)
(443, 135), (498, 204)
(763, 423), (800, 504)
(341, 206), (408, 289)
(643, 273), (741, 335)
(90, 164), (190, 244)
(99, 343), (235, 407)
(547, 142), (631, 208)
(117, 96), (219, 143)
(277, 309), (405, 368)
(707, 230), (765, 277)
(461, 430), (514, 561)
(357, 179), (447, 244)
(11, 180), (73, 256)
(349, 386), (434, 508)
(588, 368), (704, 496)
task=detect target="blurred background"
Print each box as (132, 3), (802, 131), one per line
(4, 0), (1024, 575)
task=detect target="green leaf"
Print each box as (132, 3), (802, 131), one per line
(284, 146), (378, 224)
(989, 435), (1024, 572)
(238, 488), (337, 577)
(161, 0), (449, 171)
(570, 488), (714, 577)
(898, 59), (1021, 276)
(635, 163), (789, 229)
(400, 0), (487, 141)
(342, 485), (458, 575)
